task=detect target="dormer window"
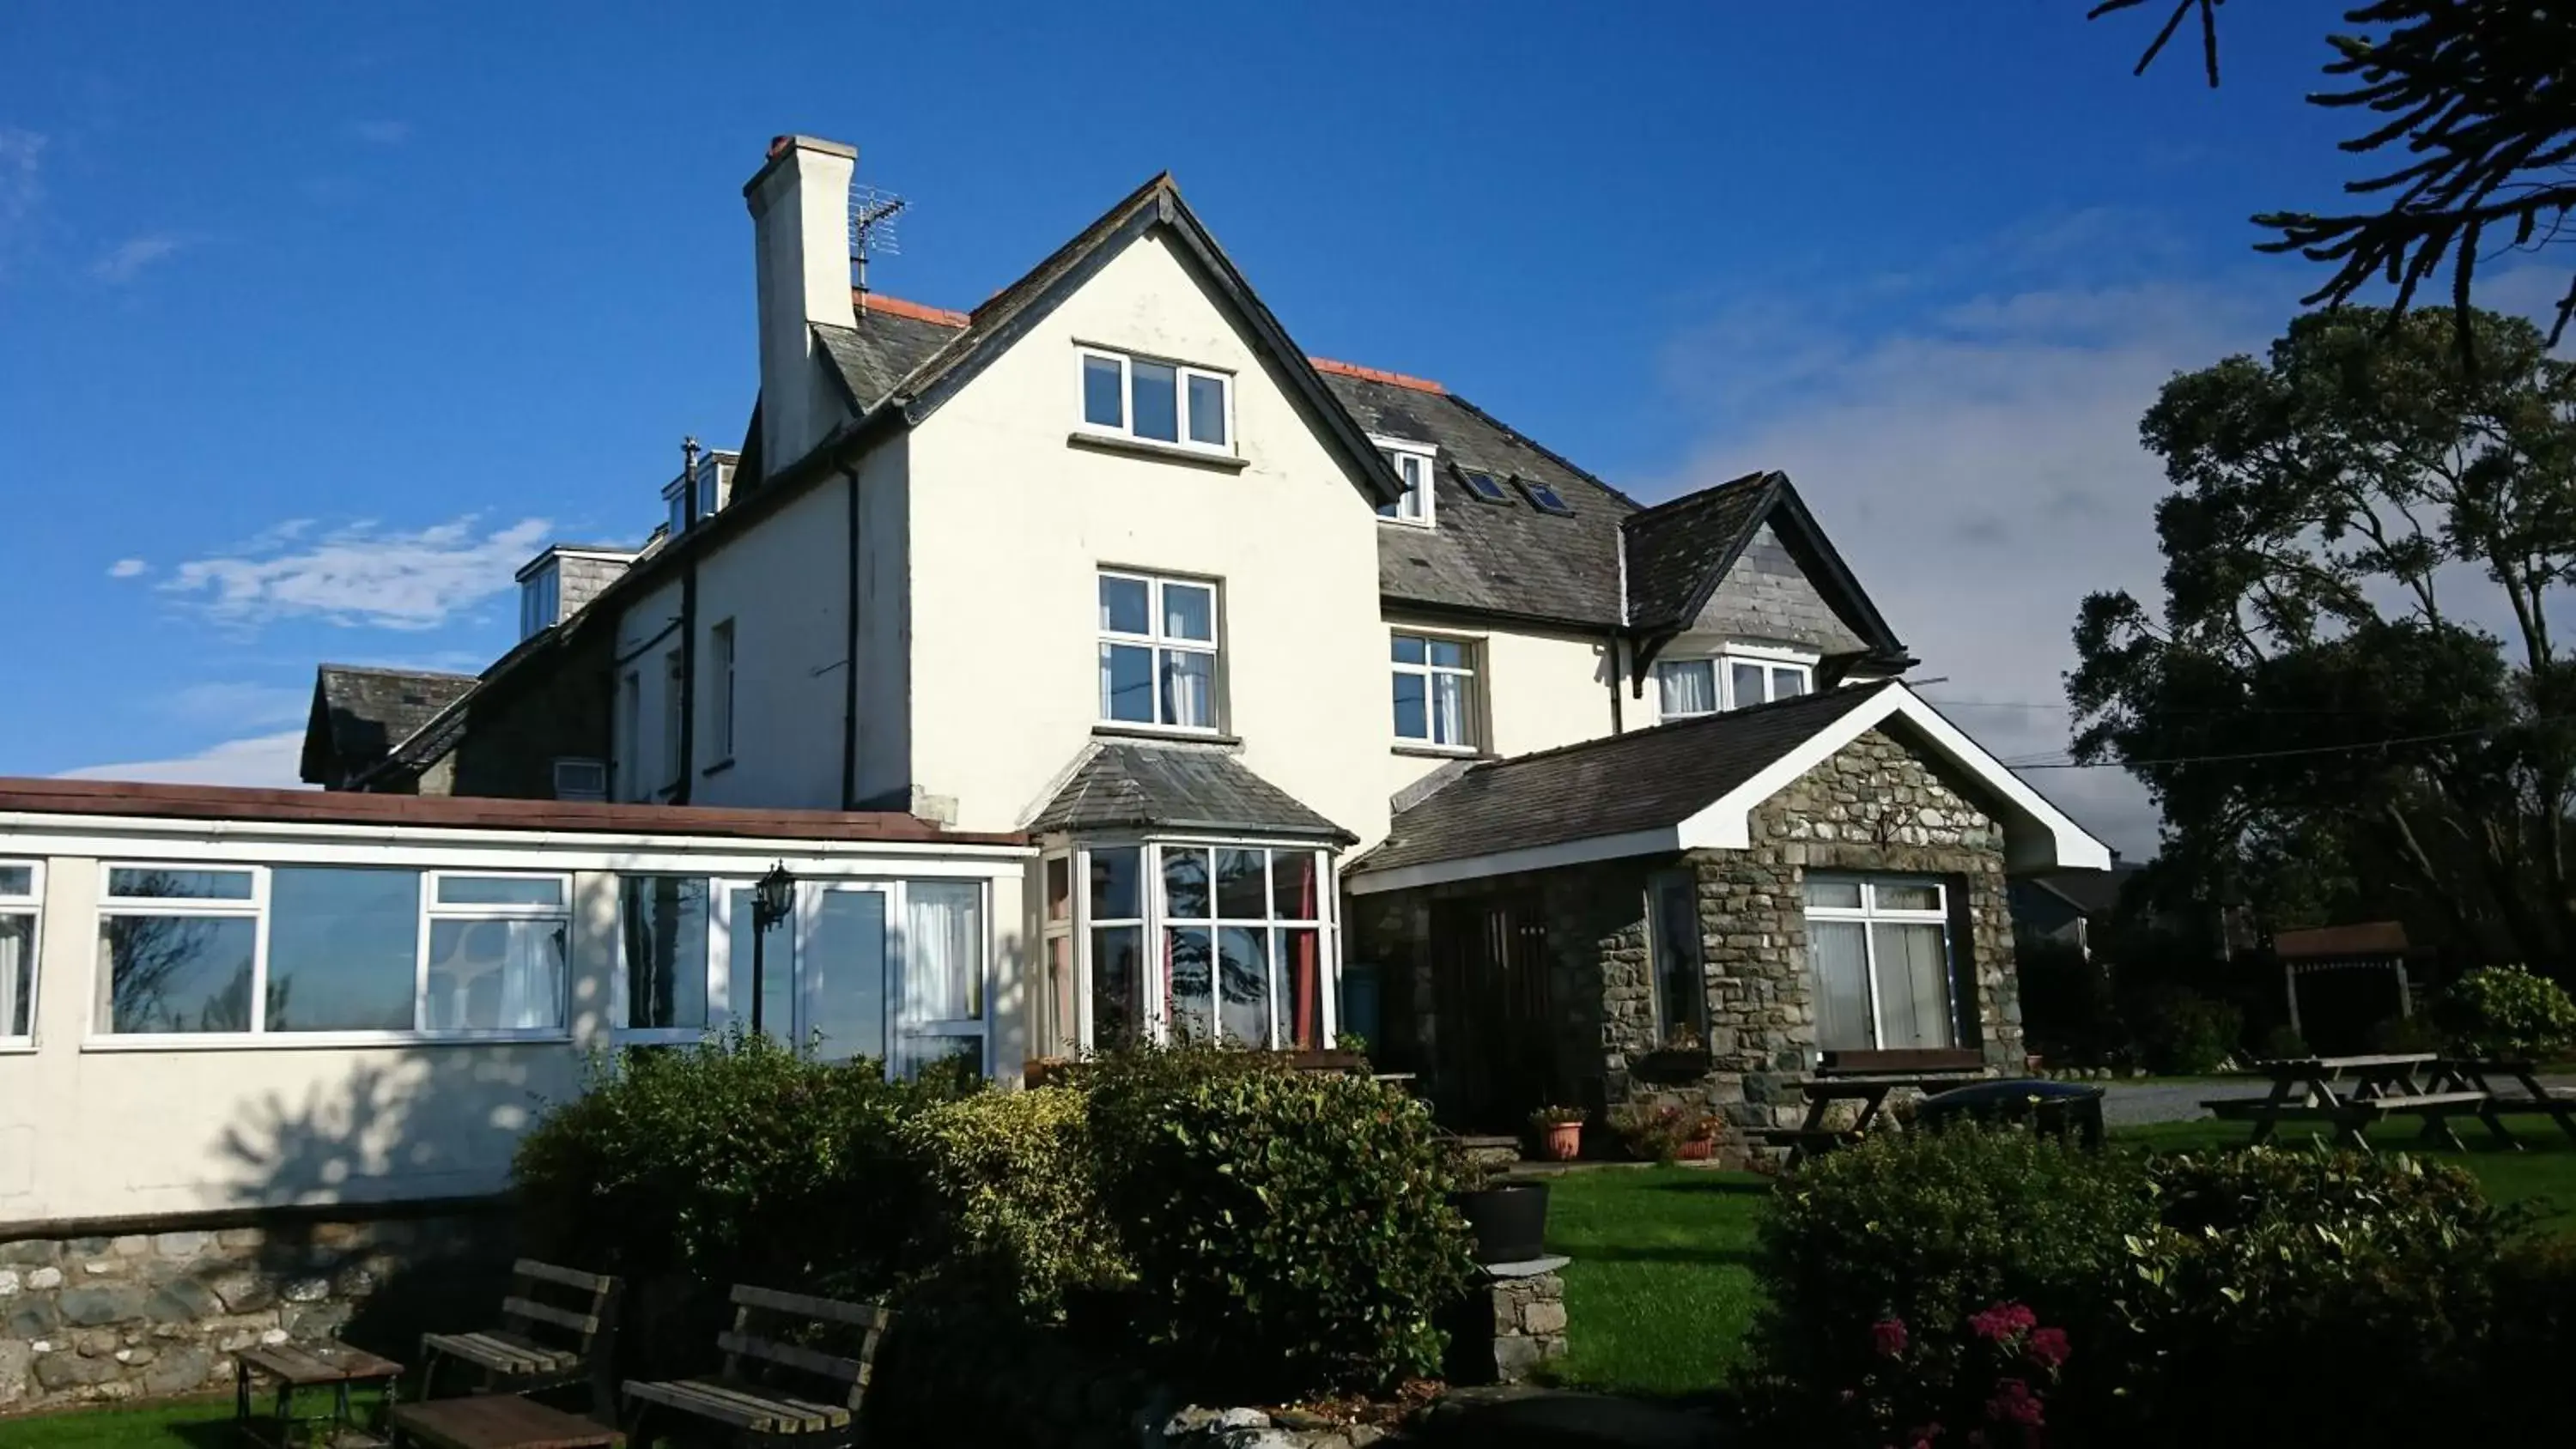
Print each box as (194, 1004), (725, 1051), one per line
(518, 562), (560, 641)
(1372, 437), (1437, 527)
(663, 477), (690, 537)
(1657, 646), (1815, 718)
(1078, 347), (1232, 452)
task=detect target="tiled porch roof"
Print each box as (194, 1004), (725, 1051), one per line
(1028, 743), (1357, 845)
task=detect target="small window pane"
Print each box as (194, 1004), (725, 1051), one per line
(1217, 925), (1270, 1045)
(1159, 649), (1215, 729)
(101, 915), (257, 1033)
(1167, 926), (1213, 1040)
(1874, 882), (1942, 912)
(1099, 575), (1151, 634)
(436, 876), (565, 908)
(426, 919), (567, 1031)
(1431, 672), (1473, 747)
(266, 867), (421, 1033)
(1275, 927), (1323, 1050)
(1873, 921), (1953, 1048)
(1214, 849), (1267, 919)
(1653, 875), (1703, 1040)
(1083, 355), (1124, 427)
(1428, 639), (1468, 670)
(1393, 673), (1428, 740)
(1731, 662), (1767, 708)
(1391, 634), (1426, 665)
(1090, 847), (1141, 921)
(1163, 847), (1211, 919)
(1186, 373), (1227, 446)
(1092, 925), (1145, 1046)
(1131, 361), (1179, 442)
(1162, 583), (1214, 642)
(0, 865), (33, 897)
(1045, 857), (1072, 923)
(1804, 879), (1863, 910)
(1808, 919), (1874, 1052)
(1272, 852), (1321, 920)
(727, 885), (793, 1036)
(907, 881), (984, 1021)
(621, 876), (709, 1030)
(1773, 665), (1808, 699)
(1659, 660), (1716, 717)
(1101, 643), (1155, 722)
(108, 869), (252, 901)
(2, 914), (31, 1037)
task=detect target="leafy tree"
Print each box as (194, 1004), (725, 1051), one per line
(2069, 306), (2576, 975)
(2093, 1), (2576, 348)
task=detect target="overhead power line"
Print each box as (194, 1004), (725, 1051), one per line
(2008, 718), (2555, 771)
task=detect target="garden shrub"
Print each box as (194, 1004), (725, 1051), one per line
(2363, 1012), (2443, 1054)
(2128, 985), (2241, 1074)
(1751, 1125), (2153, 1435)
(2434, 963), (2576, 1059)
(1086, 1042), (1475, 1397)
(899, 1085), (1127, 1319)
(2253, 1022), (2309, 1061)
(2483, 1235), (2576, 1434)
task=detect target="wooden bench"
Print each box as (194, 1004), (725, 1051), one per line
(389, 1394), (624, 1449)
(621, 1285), (889, 1448)
(1815, 1047), (1986, 1076)
(421, 1260), (622, 1412)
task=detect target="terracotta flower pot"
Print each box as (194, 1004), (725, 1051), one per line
(1540, 1120), (1583, 1161)
(1674, 1134), (1716, 1162)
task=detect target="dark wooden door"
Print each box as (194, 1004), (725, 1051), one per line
(1428, 895), (1555, 1130)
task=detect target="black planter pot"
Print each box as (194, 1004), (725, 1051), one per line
(1449, 1180), (1550, 1265)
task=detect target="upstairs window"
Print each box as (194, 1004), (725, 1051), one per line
(663, 478), (690, 537)
(1391, 632), (1478, 749)
(1374, 440), (1437, 526)
(1079, 348), (1231, 452)
(1098, 571), (1220, 731)
(1657, 651), (1814, 718)
(519, 564), (560, 641)
(662, 649), (686, 791)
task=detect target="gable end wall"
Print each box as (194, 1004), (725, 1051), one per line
(1689, 523), (1867, 652)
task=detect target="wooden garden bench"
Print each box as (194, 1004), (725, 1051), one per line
(621, 1285), (889, 1448)
(419, 1259), (622, 1411)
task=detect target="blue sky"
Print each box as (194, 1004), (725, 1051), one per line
(0, 1), (2473, 854)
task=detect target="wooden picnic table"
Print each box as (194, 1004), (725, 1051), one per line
(2222, 1053), (2511, 1153)
(2424, 1058), (2576, 1143)
(1761, 1048), (1988, 1164)
(235, 1338), (405, 1449)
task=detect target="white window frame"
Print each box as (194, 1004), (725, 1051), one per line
(695, 456), (724, 520)
(1801, 875), (1957, 1052)
(613, 873), (717, 1046)
(1074, 346), (1235, 455)
(88, 864), (572, 1048)
(709, 619), (737, 765)
(663, 477), (690, 537)
(661, 648), (686, 792)
(1097, 569), (1223, 734)
(519, 564), (559, 641)
(0, 859), (43, 1050)
(1062, 838), (1338, 1052)
(1390, 630), (1479, 751)
(1657, 644), (1818, 718)
(1372, 436), (1437, 527)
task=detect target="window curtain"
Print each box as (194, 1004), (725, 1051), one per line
(1160, 651), (1214, 728)
(426, 919), (565, 1031)
(1871, 922), (1953, 1048)
(0, 914), (27, 1036)
(903, 882), (982, 1023)
(1660, 661), (1716, 716)
(1807, 919), (1874, 1051)
(1431, 672), (1471, 745)
(496, 922), (568, 1031)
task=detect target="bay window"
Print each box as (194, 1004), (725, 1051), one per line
(1803, 876), (1956, 1052)
(1, 862), (39, 1043)
(1058, 841), (1334, 1051)
(94, 865), (568, 1041)
(1657, 650), (1814, 718)
(1098, 571), (1220, 731)
(1392, 633), (1478, 749)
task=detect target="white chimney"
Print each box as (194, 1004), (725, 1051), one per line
(744, 135), (860, 475)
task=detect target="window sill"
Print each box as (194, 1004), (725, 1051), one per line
(1066, 431), (1249, 472)
(0, 1041), (33, 1055)
(81, 1032), (574, 1053)
(701, 758), (736, 779)
(1093, 724), (1242, 749)
(1392, 743), (1488, 761)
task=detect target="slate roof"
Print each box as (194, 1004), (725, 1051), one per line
(300, 665), (478, 785)
(1351, 682), (1899, 876)
(1029, 743), (1356, 843)
(814, 304), (964, 412)
(1622, 472), (1779, 632)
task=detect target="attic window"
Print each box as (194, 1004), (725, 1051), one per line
(1372, 436), (1437, 527)
(1519, 479), (1576, 517)
(1079, 347), (1231, 452)
(518, 563), (560, 641)
(1461, 470), (1513, 505)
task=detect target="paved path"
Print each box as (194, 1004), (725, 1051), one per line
(2101, 1075), (2576, 1126)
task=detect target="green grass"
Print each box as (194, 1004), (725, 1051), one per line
(1540, 1167), (1770, 1399)
(3, 1396), (234, 1449)
(2114, 1114), (2576, 1230)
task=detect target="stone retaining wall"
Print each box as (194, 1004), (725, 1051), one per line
(0, 1202), (514, 1415)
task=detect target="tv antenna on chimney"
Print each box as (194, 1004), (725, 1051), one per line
(848, 185), (908, 307)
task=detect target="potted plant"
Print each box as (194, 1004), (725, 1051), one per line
(1444, 1151), (1550, 1264)
(1610, 1104), (1723, 1164)
(1634, 1027), (1715, 1083)
(1529, 1105), (1586, 1161)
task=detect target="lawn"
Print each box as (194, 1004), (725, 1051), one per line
(3, 1396), (240, 1449)
(1540, 1115), (2576, 1399)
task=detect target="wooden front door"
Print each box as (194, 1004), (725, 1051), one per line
(1428, 895), (1555, 1131)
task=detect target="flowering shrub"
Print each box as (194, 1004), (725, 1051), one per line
(1834, 1302), (2068, 1448)
(1607, 1103), (1718, 1162)
(2434, 963), (2576, 1059)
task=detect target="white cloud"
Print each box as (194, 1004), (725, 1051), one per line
(165, 682), (311, 731)
(349, 119), (413, 145)
(1654, 268), (2288, 860)
(162, 515), (551, 632)
(57, 730), (308, 790)
(107, 557), (149, 579)
(89, 233), (190, 283)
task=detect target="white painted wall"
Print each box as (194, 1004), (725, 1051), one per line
(1378, 610), (1624, 806)
(849, 438), (914, 814)
(693, 478), (854, 809)
(613, 577), (685, 802)
(903, 230), (1394, 844)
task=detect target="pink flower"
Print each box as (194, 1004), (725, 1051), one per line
(1870, 1318), (1910, 1358)
(1969, 1303), (2038, 1343)
(2023, 1326), (2069, 1368)
(1984, 1379), (2044, 1428)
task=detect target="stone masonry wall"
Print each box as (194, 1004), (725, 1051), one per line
(0, 1204), (513, 1415)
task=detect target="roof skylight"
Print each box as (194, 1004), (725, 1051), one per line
(1519, 478), (1575, 516)
(1461, 470), (1513, 505)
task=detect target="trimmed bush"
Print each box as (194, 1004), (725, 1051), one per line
(1752, 1125), (2153, 1434)
(2129, 985), (2241, 1073)
(2435, 963), (2576, 1059)
(1086, 1043), (1475, 1397)
(900, 1085), (1127, 1318)
(2254, 1022), (2309, 1061)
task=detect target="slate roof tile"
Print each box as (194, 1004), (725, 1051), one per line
(302, 665), (478, 785)
(1030, 743), (1356, 843)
